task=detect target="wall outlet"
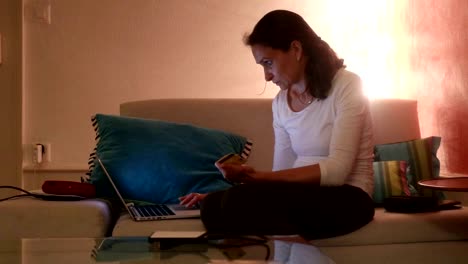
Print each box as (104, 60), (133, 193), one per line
(44, 143), (52, 162)
(32, 143), (52, 164)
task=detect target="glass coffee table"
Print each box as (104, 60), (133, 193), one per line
(0, 237), (278, 264)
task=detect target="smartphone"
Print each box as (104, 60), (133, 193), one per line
(216, 153), (246, 165)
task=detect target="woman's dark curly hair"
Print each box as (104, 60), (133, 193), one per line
(244, 10), (344, 100)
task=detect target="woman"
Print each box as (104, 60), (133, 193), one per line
(180, 9), (374, 241)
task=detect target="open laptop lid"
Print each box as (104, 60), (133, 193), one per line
(96, 157), (135, 213)
(95, 157), (200, 220)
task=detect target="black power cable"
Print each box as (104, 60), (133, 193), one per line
(0, 185), (85, 201)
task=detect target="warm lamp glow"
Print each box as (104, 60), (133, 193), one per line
(303, 0), (409, 99)
(303, 0), (468, 175)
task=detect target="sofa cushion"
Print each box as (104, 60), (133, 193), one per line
(120, 99), (275, 171)
(374, 136), (442, 198)
(372, 160), (411, 205)
(0, 197), (114, 239)
(111, 207), (468, 247)
(85, 114), (252, 204)
(312, 207), (468, 247)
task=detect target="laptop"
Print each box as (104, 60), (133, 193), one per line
(96, 157), (200, 221)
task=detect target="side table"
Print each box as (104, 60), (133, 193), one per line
(418, 177), (468, 192)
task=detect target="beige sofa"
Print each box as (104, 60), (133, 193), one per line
(2, 98), (468, 263)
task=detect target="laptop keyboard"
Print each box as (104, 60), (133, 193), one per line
(134, 204), (176, 217)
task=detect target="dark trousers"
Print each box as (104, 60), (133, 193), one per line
(200, 183), (374, 240)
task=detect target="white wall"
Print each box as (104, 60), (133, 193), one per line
(22, 0), (416, 188)
(23, 0), (309, 186)
(0, 0), (22, 196)
(17, 1), (468, 206)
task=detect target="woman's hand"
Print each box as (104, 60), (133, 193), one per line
(215, 162), (256, 183)
(178, 193), (207, 208)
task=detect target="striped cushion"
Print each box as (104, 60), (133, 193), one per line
(373, 161), (411, 204)
(374, 136), (442, 198)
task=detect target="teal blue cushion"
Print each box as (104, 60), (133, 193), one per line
(85, 114), (253, 204)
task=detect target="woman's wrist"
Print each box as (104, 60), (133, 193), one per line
(249, 170), (269, 182)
